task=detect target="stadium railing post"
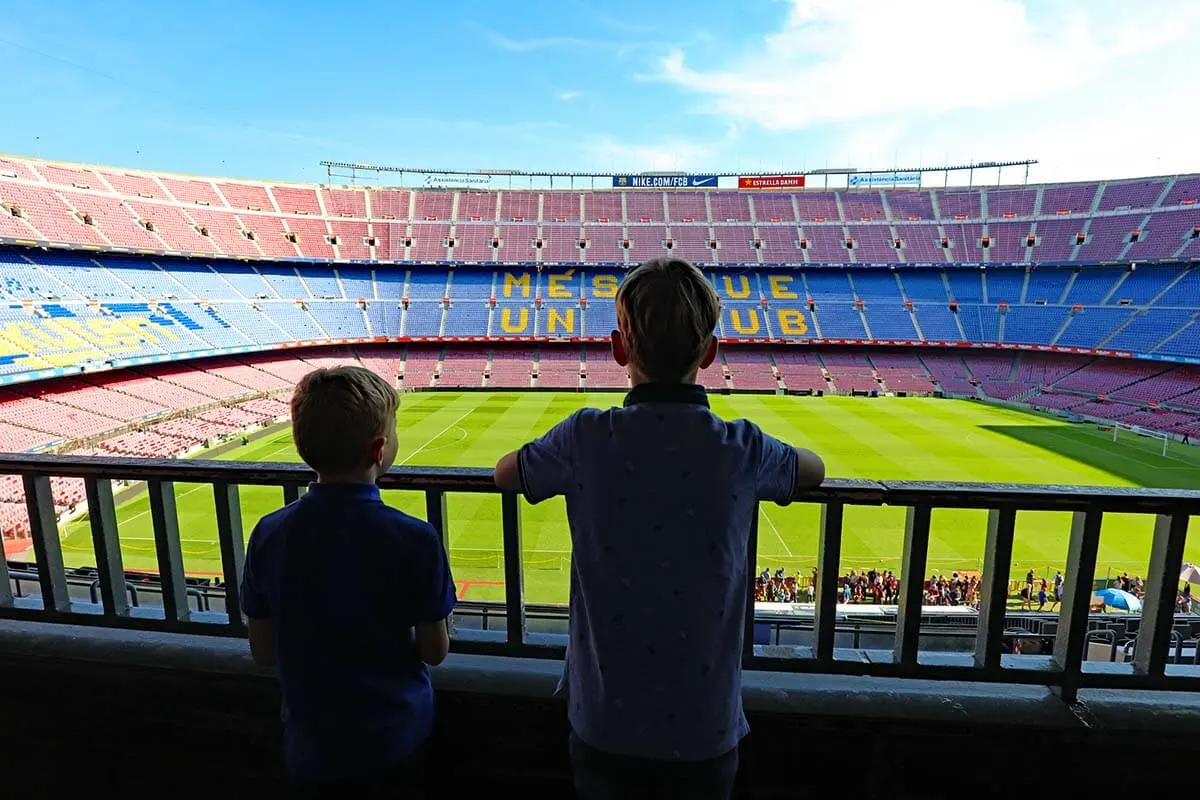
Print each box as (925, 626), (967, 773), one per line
(500, 492), (526, 652)
(22, 475), (70, 614)
(0, 515), (13, 609)
(814, 502), (844, 663)
(147, 479), (190, 623)
(974, 507), (1016, 672)
(86, 477), (130, 618)
(425, 490), (455, 636)
(894, 504), (932, 666)
(213, 481), (246, 633)
(1051, 509), (1104, 703)
(282, 483), (307, 505)
(1133, 512), (1191, 678)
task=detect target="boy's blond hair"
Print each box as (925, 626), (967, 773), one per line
(291, 366), (399, 476)
(616, 257), (721, 382)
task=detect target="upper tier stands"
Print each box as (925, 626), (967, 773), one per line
(2, 157), (1199, 265)
(0, 251), (1196, 387)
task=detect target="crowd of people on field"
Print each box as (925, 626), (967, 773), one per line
(1109, 571), (1198, 612)
(754, 567), (982, 608)
(1018, 569), (1064, 611)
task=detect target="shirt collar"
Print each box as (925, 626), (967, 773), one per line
(623, 382), (710, 408)
(304, 482), (382, 501)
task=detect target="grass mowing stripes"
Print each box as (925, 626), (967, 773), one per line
(55, 393), (1200, 604)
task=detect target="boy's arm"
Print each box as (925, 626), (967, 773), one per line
(240, 523), (276, 668)
(247, 617), (277, 667)
(411, 524), (458, 666)
(493, 412), (579, 503)
(793, 446), (826, 489)
(494, 450), (522, 492)
(756, 428), (825, 504)
(415, 620), (450, 666)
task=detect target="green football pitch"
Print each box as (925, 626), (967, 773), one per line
(56, 392), (1200, 604)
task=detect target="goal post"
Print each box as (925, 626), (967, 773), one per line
(1110, 421), (1170, 457)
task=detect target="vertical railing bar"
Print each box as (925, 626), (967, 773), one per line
(743, 504), (761, 664)
(894, 504), (932, 666)
(974, 506), (1017, 671)
(147, 479), (189, 622)
(813, 502), (844, 663)
(282, 484), (301, 506)
(425, 490), (455, 637)
(85, 477), (129, 617)
(22, 475), (69, 613)
(1133, 511), (1190, 677)
(500, 491), (525, 652)
(425, 490), (448, 551)
(213, 481), (246, 633)
(1052, 508), (1103, 703)
(0, 482), (13, 603)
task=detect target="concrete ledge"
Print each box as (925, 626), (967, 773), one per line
(5, 620), (1199, 734)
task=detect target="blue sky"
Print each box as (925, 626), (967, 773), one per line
(2, 0), (1197, 185)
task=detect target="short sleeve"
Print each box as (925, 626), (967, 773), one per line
(412, 525), (457, 624)
(240, 523), (271, 619)
(754, 427), (798, 506)
(517, 412), (579, 504)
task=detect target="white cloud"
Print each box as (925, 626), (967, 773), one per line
(585, 137), (718, 172)
(475, 27), (604, 53)
(469, 22), (666, 56)
(582, 124), (743, 172)
(658, 0), (1198, 128)
(651, 0), (1200, 179)
(557, 90), (584, 102)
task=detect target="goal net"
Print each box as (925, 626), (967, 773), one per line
(1110, 421), (1171, 457)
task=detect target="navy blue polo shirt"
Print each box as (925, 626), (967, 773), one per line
(518, 383), (798, 761)
(241, 482), (456, 780)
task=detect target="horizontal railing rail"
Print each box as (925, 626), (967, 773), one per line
(1, 453), (1198, 702)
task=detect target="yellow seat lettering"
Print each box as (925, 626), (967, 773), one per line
(769, 275), (798, 299)
(500, 307), (529, 332)
(591, 274), (619, 298)
(547, 307), (575, 334)
(729, 308), (760, 334)
(722, 275), (752, 299)
(777, 309), (809, 336)
(547, 269), (576, 298)
(503, 272), (531, 298)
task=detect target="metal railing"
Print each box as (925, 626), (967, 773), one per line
(1, 453), (1198, 702)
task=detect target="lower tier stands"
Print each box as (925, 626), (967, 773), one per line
(4, 342), (1200, 549)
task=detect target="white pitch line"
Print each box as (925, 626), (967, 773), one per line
(397, 408), (476, 466)
(122, 484), (208, 526)
(760, 507), (793, 557)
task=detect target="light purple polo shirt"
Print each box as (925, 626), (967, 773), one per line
(518, 383), (797, 761)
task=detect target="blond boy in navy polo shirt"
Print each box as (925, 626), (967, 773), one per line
(242, 366), (456, 797)
(496, 258), (825, 799)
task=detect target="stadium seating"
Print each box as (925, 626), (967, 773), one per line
(402, 346), (441, 389)
(489, 348), (533, 388)
(439, 347), (488, 388)
(723, 349), (779, 391)
(1, 249), (1197, 386)
(772, 350), (828, 393)
(0, 154), (1197, 477)
(582, 345), (629, 389)
(535, 346), (581, 389)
